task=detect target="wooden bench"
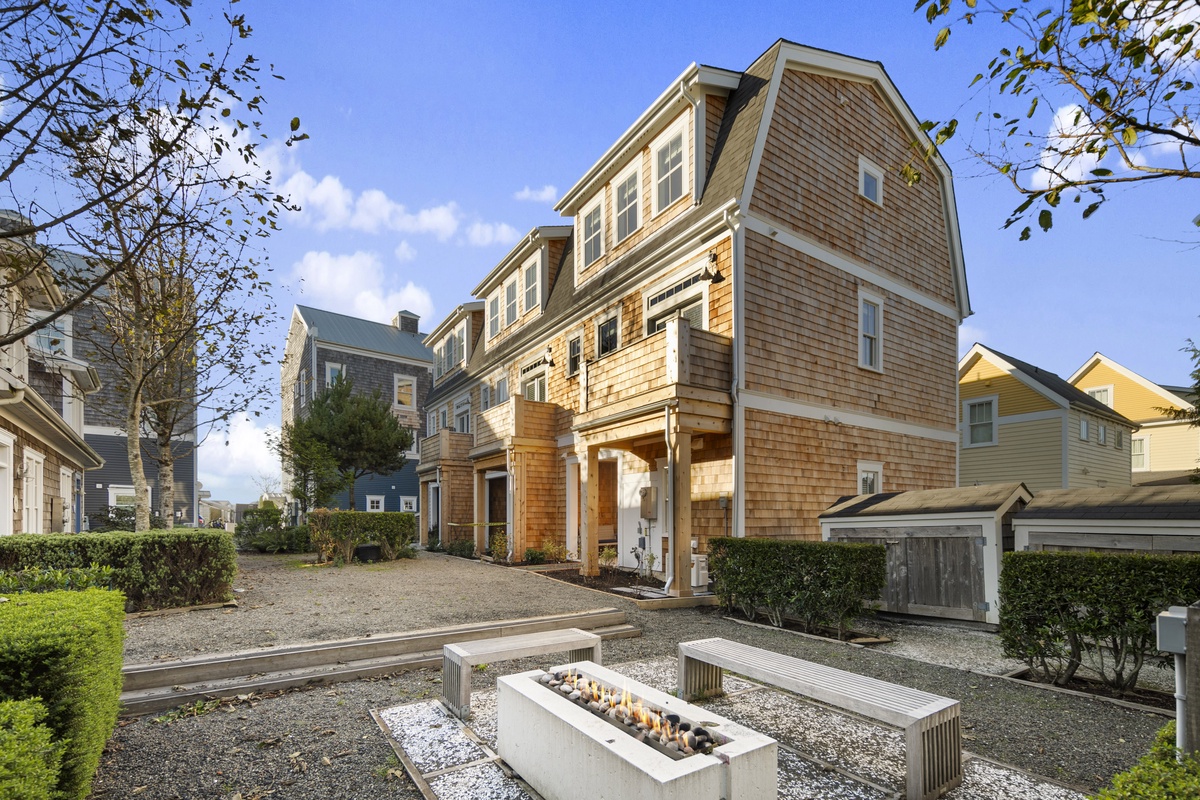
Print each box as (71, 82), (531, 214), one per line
(442, 627), (602, 719)
(678, 638), (961, 800)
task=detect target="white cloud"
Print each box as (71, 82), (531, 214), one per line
(1032, 104), (1104, 191)
(198, 413), (281, 502)
(394, 241), (417, 262)
(466, 221), (520, 247)
(280, 170), (460, 239)
(292, 250), (435, 323)
(514, 184), (557, 203)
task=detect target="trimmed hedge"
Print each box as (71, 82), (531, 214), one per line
(234, 505), (285, 552)
(0, 699), (61, 800)
(0, 565), (115, 595)
(1000, 550), (1200, 692)
(0, 590), (125, 800)
(1094, 721), (1200, 799)
(308, 510), (416, 564)
(709, 537), (886, 635)
(0, 531), (236, 612)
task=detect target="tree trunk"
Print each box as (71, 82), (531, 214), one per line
(157, 429), (175, 528)
(127, 396), (150, 531)
(345, 472), (356, 510)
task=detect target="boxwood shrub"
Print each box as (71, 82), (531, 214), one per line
(0, 564), (115, 595)
(1000, 550), (1200, 693)
(0, 698), (61, 800)
(1095, 721), (1200, 799)
(0, 531), (236, 611)
(308, 510), (416, 564)
(708, 537), (885, 635)
(0, 590), (125, 800)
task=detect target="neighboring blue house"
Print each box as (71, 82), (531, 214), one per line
(280, 305), (432, 517)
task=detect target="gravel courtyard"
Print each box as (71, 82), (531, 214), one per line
(90, 552), (1168, 799)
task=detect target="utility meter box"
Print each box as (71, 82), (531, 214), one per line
(639, 487), (657, 520)
(1157, 606), (1189, 654)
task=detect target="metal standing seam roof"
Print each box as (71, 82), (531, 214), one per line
(1014, 486), (1200, 521)
(820, 482), (1031, 519)
(297, 305), (432, 363)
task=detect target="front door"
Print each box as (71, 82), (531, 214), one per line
(487, 475), (507, 556)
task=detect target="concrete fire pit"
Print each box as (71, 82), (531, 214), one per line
(497, 661), (776, 800)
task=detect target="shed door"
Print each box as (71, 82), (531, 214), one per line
(831, 526), (987, 622)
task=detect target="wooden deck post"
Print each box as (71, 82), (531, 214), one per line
(580, 444), (600, 577)
(670, 418), (693, 598)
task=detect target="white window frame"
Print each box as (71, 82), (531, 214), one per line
(325, 362), (344, 387)
(297, 368), (308, 408)
(1098, 424), (1108, 446)
(963, 396), (998, 448)
(1131, 435), (1149, 471)
(613, 161), (641, 243)
(0, 430), (14, 536)
(107, 483), (151, 511)
(400, 496), (417, 513)
(393, 375), (416, 410)
(1116, 430), (1124, 450)
(644, 262), (710, 335)
(595, 309), (620, 358)
(858, 156), (884, 206)
(427, 411), (436, 436)
(453, 395), (472, 434)
(651, 118), (689, 217)
(366, 495), (384, 513)
(567, 334), (582, 377)
(480, 383), (491, 411)
(1084, 385), (1115, 408)
(522, 370), (547, 403)
(857, 460), (883, 495)
(523, 255), (540, 315)
(858, 289), (884, 372)
(504, 277), (518, 326)
(21, 449), (44, 534)
(494, 374), (509, 404)
(28, 310), (72, 357)
(488, 293), (501, 339)
(439, 408), (448, 430)
(59, 467), (72, 533)
(581, 197), (604, 268)
(1080, 418), (1090, 441)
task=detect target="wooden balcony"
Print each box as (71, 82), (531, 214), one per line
(575, 318), (732, 435)
(416, 427), (474, 474)
(472, 395), (557, 457)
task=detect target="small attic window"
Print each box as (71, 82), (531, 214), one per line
(859, 156), (884, 206)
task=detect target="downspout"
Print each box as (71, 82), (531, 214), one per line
(0, 388), (26, 406)
(722, 204), (744, 537)
(678, 79), (703, 203)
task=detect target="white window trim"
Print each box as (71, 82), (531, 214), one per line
(453, 394), (472, 434)
(858, 156), (885, 206)
(393, 374), (416, 410)
(366, 495), (384, 513)
(400, 496), (417, 513)
(325, 362), (344, 387)
(504, 276), (519, 327)
(21, 449), (44, 535)
(493, 372), (510, 404)
(59, 467), (72, 533)
(487, 292), (501, 340)
(643, 260), (710, 335)
(651, 117), (689, 218)
(858, 288), (884, 373)
(297, 368), (308, 408)
(857, 460), (884, 495)
(595, 307), (621, 359)
(566, 332), (583, 377)
(1131, 434), (1150, 471)
(522, 254), (541, 315)
(962, 395), (999, 448)
(580, 195), (605, 269)
(1079, 417), (1090, 441)
(1098, 423), (1108, 446)
(613, 160), (642, 244)
(1083, 384), (1115, 408)
(0, 430), (14, 536)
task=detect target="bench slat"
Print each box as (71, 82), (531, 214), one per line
(447, 628), (599, 665)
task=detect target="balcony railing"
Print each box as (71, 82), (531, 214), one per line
(417, 427), (473, 470)
(474, 395), (556, 453)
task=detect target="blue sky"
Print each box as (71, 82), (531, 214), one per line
(196, 1), (1199, 501)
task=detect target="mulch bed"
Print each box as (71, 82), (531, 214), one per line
(534, 565), (664, 596)
(1014, 671), (1176, 712)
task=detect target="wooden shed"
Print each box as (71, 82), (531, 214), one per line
(1014, 485), (1200, 553)
(820, 483), (1032, 625)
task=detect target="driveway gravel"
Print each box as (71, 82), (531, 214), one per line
(90, 552), (1169, 799)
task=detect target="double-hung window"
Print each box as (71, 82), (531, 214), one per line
(494, 376), (509, 404)
(505, 278), (518, 326)
(325, 362), (344, 387)
(615, 168), (639, 242)
(297, 368), (308, 408)
(394, 376), (415, 409)
(454, 397), (471, 434)
(583, 202), (603, 267)
(1132, 436), (1148, 470)
(964, 398), (997, 447)
(857, 461), (883, 495)
(859, 292), (883, 371)
(488, 295), (500, 338)
(1080, 418), (1089, 441)
(524, 260), (539, 313)
(1086, 386), (1113, 407)
(567, 336), (581, 376)
(655, 130), (684, 212)
(597, 316), (618, 357)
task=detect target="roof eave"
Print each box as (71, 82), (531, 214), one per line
(423, 302), (485, 346)
(471, 226), (573, 298)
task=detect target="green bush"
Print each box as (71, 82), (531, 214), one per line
(0, 531), (236, 612)
(1094, 721), (1200, 799)
(0, 699), (61, 800)
(444, 538), (476, 559)
(308, 510), (416, 564)
(0, 565), (115, 594)
(524, 548), (546, 565)
(1000, 551), (1200, 692)
(709, 537), (886, 636)
(234, 505), (284, 551)
(0, 590), (125, 800)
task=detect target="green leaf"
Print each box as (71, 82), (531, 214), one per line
(1082, 202), (1101, 219)
(1038, 209), (1053, 231)
(1090, 168), (1112, 177)
(935, 27), (951, 49)
(290, 117), (301, 132)
(1122, 127), (1137, 146)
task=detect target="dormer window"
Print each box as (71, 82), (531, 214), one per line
(505, 277), (518, 326)
(653, 122), (687, 215)
(488, 295), (500, 339)
(524, 259), (539, 313)
(615, 165), (640, 242)
(583, 202), (603, 267)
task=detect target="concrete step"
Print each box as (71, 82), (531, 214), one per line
(120, 615), (641, 717)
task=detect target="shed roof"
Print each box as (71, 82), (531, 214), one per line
(296, 305), (432, 363)
(1014, 486), (1200, 520)
(821, 482), (1030, 519)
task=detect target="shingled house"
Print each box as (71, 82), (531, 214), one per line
(280, 305), (431, 516)
(418, 39), (971, 595)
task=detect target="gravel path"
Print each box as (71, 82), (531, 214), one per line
(91, 552), (1169, 799)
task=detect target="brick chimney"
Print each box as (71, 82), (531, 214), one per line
(393, 310), (419, 334)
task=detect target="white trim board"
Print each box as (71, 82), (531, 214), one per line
(312, 340), (429, 370)
(740, 389), (959, 443)
(743, 215), (959, 320)
(1069, 352), (1194, 412)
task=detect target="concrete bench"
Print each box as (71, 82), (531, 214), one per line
(678, 637), (961, 800)
(442, 627), (602, 719)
